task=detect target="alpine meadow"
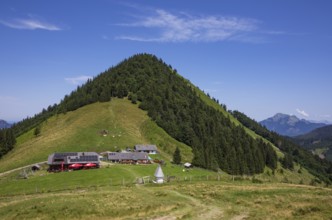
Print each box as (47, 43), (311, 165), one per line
(1, 54), (332, 219)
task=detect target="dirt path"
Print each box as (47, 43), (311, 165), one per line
(0, 161), (47, 177)
(168, 189), (223, 220)
(139, 183), (223, 220)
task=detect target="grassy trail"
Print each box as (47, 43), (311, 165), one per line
(0, 161), (47, 177)
(1, 181), (331, 219)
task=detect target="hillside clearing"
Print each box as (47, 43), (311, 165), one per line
(0, 99), (192, 173)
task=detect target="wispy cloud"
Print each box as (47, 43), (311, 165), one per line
(296, 108), (309, 117)
(65, 76), (92, 85)
(0, 18), (62, 31)
(116, 9), (269, 43)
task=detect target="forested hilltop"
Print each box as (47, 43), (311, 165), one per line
(10, 54), (277, 175)
(7, 53), (331, 182)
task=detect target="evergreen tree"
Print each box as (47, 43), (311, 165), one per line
(0, 128), (16, 159)
(130, 94), (138, 104)
(282, 154), (294, 170)
(34, 126), (41, 137)
(173, 146), (181, 164)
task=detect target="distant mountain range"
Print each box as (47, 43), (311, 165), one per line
(260, 113), (327, 137)
(0, 120), (11, 129)
(293, 125), (332, 161)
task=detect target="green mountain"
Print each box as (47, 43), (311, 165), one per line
(293, 125), (332, 161)
(0, 99), (193, 173)
(2, 53), (332, 183)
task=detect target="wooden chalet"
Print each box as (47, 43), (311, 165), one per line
(107, 152), (150, 164)
(47, 152), (100, 171)
(134, 145), (158, 154)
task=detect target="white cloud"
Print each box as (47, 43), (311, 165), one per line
(0, 18), (62, 31)
(296, 108), (309, 117)
(116, 9), (261, 43)
(65, 76), (92, 85)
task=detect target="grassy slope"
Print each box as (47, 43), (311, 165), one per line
(0, 170), (331, 220)
(0, 97), (314, 183)
(0, 99), (192, 173)
(0, 96), (328, 219)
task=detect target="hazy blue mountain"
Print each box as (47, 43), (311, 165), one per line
(260, 113), (326, 137)
(0, 120), (11, 129)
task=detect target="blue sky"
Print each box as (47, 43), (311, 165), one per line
(1, 0), (331, 123)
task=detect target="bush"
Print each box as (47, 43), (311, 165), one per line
(252, 177), (263, 184)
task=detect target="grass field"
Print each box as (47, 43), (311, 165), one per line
(0, 167), (331, 220)
(0, 163), (217, 196)
(1, 98), (330, 219)
(0, 158), (327, 219)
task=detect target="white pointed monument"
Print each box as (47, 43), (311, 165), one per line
(154, 165), (165, 184)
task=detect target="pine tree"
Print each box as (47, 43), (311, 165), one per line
(173, 146), (181, 164)
(282, 153), (294, 170)
(34, 126), (41, 137)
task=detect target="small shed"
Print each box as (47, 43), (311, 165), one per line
(184, 162), (192, 168)
(31, 164), (41, 171)
(154, 165), (165, 184)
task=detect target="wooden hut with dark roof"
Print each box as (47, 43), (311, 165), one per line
(134, 145), (158, 154)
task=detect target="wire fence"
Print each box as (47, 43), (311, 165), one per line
(18, 175), (229, 195)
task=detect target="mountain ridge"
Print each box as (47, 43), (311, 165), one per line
(293, 125), (332, 161)
(0, 119), (11, 129)
(260, 113), (326, 137)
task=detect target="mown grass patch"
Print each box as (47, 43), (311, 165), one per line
(167, 181), (332, 220)
(1, 180), (331, 219)
(0, 163), (220, 196)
